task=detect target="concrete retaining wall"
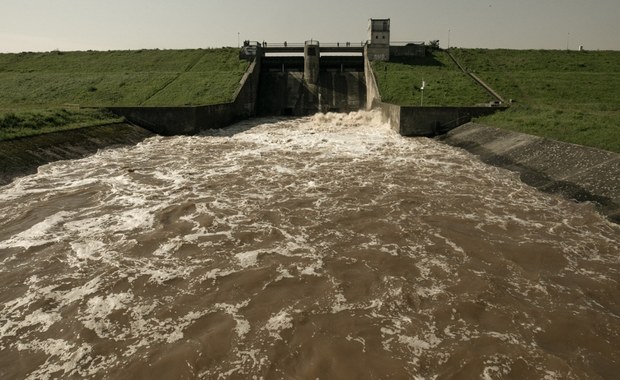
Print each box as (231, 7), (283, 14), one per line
(398, 106), (502, 136)
(364, 53), (382, 109)
(440, 123), (620, 223)
(390, 44), (426, 58)
(0, 123), (153, 186)
(374, 103), (501, 137)
(109, 58), (261, 135)
(364, 54), (503, 136)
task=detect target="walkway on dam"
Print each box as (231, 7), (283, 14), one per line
(262, 42), (365, 54)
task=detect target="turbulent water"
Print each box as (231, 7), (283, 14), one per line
(0, 111), (619, 379)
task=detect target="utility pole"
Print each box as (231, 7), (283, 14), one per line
(448, 29), (451, 49)
(238, 32), (240, 48)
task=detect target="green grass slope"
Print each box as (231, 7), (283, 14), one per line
(372, 51), (493, 106)
(450, 49), (620, 152)
(0, 48), (248, 140)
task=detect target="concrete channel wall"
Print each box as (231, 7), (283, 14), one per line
(397, 106), (503, 136)
(0, 123), (154, 186)
(440, 123), (620, 223)
(364, 54), (504, 136)
(109, 59), (261, 135)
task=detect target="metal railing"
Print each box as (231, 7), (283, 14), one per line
(257, 41), (425, 48)
(262, 41), (367, 48)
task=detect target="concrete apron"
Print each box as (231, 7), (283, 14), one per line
(438, 123), (620, 224)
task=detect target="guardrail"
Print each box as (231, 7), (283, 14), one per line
(262, 41), (367, 48)
(259, 41), (425, 49)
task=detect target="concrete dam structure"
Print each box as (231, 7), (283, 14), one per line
(110, 18), (502, 137)
(109, 41), (369, 134)
(257, 41), (366, 116)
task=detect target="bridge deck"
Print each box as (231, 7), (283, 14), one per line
(262, 43), (364, 54)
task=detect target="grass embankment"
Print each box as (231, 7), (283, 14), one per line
(450, 49), (620, 153)
(372, 51), (493, 106)
(0, 48), (248, 140)
(0, 108), (123, 140)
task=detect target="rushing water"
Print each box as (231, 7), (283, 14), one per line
(0, 111), (619, 379)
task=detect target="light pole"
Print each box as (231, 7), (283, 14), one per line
(238, 32), (240, 48)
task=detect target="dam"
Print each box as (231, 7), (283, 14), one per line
(109, 19), (503, 137)
(0, 112), (619, 379)
(257, 41), (366, 116)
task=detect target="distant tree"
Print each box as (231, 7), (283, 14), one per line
(428, 40), (440, 51)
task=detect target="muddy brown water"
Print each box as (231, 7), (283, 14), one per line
(0, 111), (619, 379)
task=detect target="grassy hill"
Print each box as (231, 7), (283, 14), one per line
(3, 48), (618, 152)
(449, 49), (620, 153)
(0, 48), (248, 140)
(372, 51), (493, 106)
(372, 48), (619, 153)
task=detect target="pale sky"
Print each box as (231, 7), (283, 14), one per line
(1, 0), (619, 53)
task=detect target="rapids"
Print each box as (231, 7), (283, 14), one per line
(0, 111), (619, 379)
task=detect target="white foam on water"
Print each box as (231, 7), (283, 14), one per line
(486, 331), (523, 346)
(1, 110), (619, 378)
(56, 275), (104, 305)
(398, 334), (441, 356)
(141, 261), (196, 285)
(272, 266), (295, 283)
(68, 240), (106, 267)
(331, 293), (350, 313)
(235, 249), (263, 268)
(17, 339), (94, 380)
(115, 208), (156, 232)
(299, 258), (324, 276)
(264, 309), (294, 340)
(151, 238), (183, 257)
(215, 301), (251, 339)
(543, 370), (562, 380)
(81, 292), (134, 339)
(0, 211), (73, 249)
(202, 268), (238, 282)
(1, 276), (103, 340)
(482, 355), (512, 379)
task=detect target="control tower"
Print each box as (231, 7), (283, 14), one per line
(366, 18), (390, 61)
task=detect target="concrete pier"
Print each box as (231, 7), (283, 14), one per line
(304, 40), (320, 85)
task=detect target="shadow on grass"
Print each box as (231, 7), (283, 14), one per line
(388, 53), (444, 67)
